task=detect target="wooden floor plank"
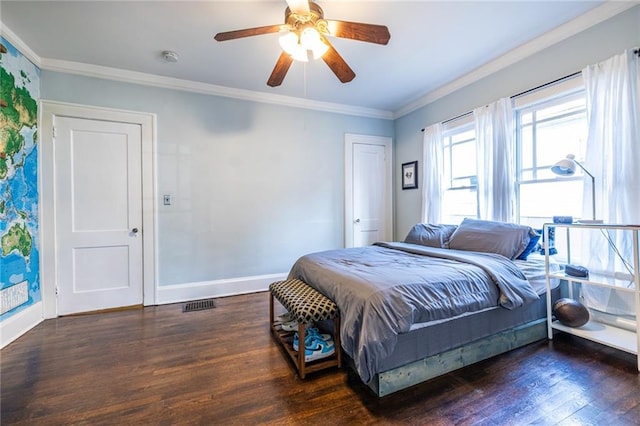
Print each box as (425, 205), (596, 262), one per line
(2, 291), (640, 425)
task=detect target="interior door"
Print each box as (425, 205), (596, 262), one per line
(353, 143), (387, 246)
(345, 134), (392, 248)
(54, 116), (143, 315)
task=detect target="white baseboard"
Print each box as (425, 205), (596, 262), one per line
(1, 302), (44, 349)
(156, 273), (287, 305)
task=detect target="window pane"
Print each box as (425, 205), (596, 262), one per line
(443, 124), (477, 219)
(536, 97), (586, 121)
(536, 113), (587, 167)
(451, 129), (474, 144)
(520, 125), (533, 172)
(442, 188), (477, 224)
(516, 89), (588, 226)
(451, 141), (476, 179)
(443, 143), (451, 185)
(521, 111), (533, 125)
(519, 179), (584, 227)
(520, 169), (534, 181)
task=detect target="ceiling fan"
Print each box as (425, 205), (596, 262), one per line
(214, 0), (390, 87)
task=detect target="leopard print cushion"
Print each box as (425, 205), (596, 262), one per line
(269, 279), (338, 324)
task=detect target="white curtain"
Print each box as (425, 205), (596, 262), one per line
(473, 98), (515, 222)
(581, 48), (640, 316)
(421, 123), (443, 224)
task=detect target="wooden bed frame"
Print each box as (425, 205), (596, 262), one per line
(365, 318), (547, 397)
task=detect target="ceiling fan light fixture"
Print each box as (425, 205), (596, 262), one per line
(278, 31), (298, 53)
(279, 31), (309, 62)
(300, 27), (328, 59)
(279, 27), (328, 62)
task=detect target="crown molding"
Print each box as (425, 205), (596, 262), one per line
(0, 23), (41, 67)
(40, 57), (393, 119)
(393, 1), (638, 119)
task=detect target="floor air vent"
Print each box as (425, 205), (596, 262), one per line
(183, 298), (216, 312)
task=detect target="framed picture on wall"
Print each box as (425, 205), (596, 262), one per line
(402, 161), (418, 190)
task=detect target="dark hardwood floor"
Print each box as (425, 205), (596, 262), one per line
(2, 291), (640, 425)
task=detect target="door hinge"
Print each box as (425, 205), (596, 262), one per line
(55, 287), (59, 295)
(53, 126), (57, 138)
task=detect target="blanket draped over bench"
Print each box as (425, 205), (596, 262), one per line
(288, 242), (539, 384)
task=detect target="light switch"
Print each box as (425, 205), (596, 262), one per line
(163, 195), (172, 205)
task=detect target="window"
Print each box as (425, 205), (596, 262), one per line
(515, 90), (588, 229)
(442, 120), (477, 224)
(439, 75), (588, 229)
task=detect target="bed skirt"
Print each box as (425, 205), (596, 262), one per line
(367, 318), (547, 396)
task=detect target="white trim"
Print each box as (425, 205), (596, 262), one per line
(393, 1), (637, 119)
(344, 133), (394, 247)
(0, 24), (41, 67)
(39, 57), (393, 120)
(156, 273), (287, 305)
(39, 100), (158, 319)
(1, 302), (43, 349)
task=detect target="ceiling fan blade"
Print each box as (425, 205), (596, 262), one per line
(321, 38), (355, 83)
(286, 0), (310, 15)
(267, 52), (294, 87)
(214, 24), (284, 42)
(324, 20), (390, 45)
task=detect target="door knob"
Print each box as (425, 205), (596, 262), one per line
(131, 228), (139, 234)
(354, 219), (361, 224)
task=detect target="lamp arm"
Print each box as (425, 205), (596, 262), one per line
(574, 161), (595, 180)
(575, 161), (596, 220)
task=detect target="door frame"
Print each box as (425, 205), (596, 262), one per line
(39, 100), (157, 318)
(344, 133), (393, 248)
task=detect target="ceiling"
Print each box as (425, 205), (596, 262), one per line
(0, 1), (612, 117)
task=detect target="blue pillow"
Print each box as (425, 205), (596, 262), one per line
(537, 227), (557, 255)
(516, 232), (541, 260)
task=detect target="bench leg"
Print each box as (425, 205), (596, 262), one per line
(298, 322), (306, 379)
(334, 315), (342, 368)
(269, 292), (275, 336)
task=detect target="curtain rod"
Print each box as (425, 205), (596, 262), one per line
(421, 70), (582, 132)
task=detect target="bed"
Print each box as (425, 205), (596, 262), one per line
(288, 219), (560, 396)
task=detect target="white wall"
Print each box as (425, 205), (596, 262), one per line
(393, 5), (640, 239)
(40, 72), (394, 297)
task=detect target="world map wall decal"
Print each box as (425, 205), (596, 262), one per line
(0, 36), (41, 320)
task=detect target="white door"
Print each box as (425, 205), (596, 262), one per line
(345, 134), (393, 247)
(55, 116), (143, 315)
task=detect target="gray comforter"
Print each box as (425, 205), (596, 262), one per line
(288, 242), (539, 383)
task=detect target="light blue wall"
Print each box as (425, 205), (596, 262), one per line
(394, 5), (640, 240)
(40, 73), (393, 285)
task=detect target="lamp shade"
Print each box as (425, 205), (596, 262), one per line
(551, 154), (577, 176)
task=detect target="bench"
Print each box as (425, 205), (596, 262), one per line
(269, 278), (341, 378)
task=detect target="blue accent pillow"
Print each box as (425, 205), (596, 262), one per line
(516, 231), (541, 260)
(537, 227), (557, 255)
